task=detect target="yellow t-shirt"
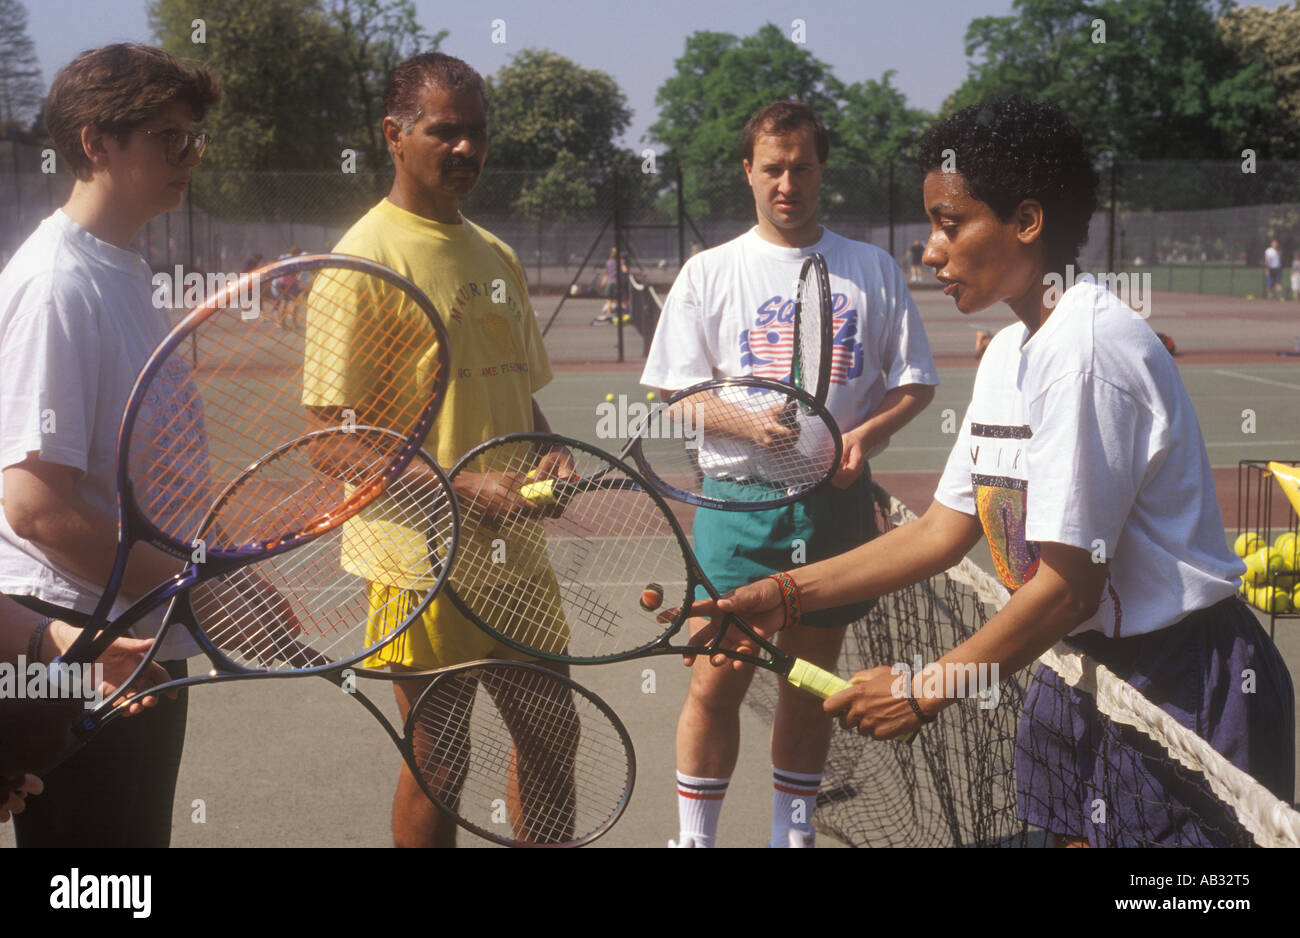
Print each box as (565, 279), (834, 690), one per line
(312, 198), (554, 667)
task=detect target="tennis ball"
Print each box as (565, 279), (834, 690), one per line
(1293, 583), (1300, 611)
(639, 582), (665, 612)
(604, 392), (615, 403)
(1234, 532), (1265, 558)
(1275, 573), (1298, 594)
(1256, 586), (1290, 614)
(1273, 533), (1299, 571)
(1243, 550), (1269, 584)
(646, 391), (657, 402)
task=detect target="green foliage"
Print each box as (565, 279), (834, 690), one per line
(651, 24), (928, 219)
(1219, 2), (1300, 159)
(945, 0), (1274, 160)
(0, 0), (43, 131)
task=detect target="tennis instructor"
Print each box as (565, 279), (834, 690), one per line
(643, 101), (937, 848)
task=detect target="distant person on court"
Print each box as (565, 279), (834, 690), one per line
(687, 97), (1294, 847)
(908, 239), (924, 283)
(314, 52), (559, 848)
(593, 247), (618, 324)
(642, 100), (937, 848)
(1290, 250), (1299, 302)
(1265, 239), (1283, 300)
(0, 43), (222, 847)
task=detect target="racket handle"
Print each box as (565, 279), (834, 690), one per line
(787, 659), (921, 746)
(519, 478), (556, 504)
(786, 658), (850, 698)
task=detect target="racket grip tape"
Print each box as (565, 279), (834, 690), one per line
(787, 659), (922, 745)
(786, 658), (850, 698)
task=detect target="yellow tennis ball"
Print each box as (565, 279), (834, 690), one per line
(1275, 573), (1298, 594)
(604, 392), (615, 403)
(1256, 586), (1290, 614)
(1273, 534), (1300, 571)
(1243, 550), (1269, 584)
(1234, 532), (1265, 558)
(1293, 583), (1300, 611)
(646, 391), (657, 402)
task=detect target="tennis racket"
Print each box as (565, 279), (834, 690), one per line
(56, 253), (450, 668)
(328, 660), (635, 847)
(790, 252), (833, 410)
(446, 433), (850, 700)
(525, 376), (842, 511)
(61, 428), (459, 749)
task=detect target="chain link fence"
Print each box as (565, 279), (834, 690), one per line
(4, 140), (1298, 337)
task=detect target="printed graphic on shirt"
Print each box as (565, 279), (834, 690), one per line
(739, 292), (861, 385)
(968, 421), (1038, 590)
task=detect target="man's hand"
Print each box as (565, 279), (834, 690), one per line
(668, 576), (786, 669)
(832, 428), (871, 488)
(456, 470), (547, 526)
(749, 402), (799, 449)
(46, 622), (175, 715)
(0, 773), (42, 822)
(824, 664), (926, 739)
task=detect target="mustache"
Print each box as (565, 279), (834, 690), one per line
(445, 157), (480, 172)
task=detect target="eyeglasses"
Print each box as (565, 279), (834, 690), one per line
(136, 128), (210, 164)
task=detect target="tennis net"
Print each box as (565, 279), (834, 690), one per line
(744, 483), (1300, 847)
(626, 272), (664, 355)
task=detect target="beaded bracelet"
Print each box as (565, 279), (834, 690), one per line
(767, 572), (801, 632)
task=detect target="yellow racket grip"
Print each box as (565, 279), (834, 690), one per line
(786, 658), (850, 698)
(790, 660), (921, 745)
(519, 478), (556, 504)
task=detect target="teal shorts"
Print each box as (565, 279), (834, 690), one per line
(691, 469), (880, 629)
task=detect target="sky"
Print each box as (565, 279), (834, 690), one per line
(21, 0), (1294, 149)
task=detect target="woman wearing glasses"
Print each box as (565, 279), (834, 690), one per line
(0, 44), (219, 847)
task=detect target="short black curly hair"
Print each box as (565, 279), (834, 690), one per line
(917, 96), (1098, 272)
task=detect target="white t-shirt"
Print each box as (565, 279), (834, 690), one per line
(934, 280), (1241, 638)
(1265, 246), (1281, 270)
(641, 227), (937, 459)
(0, 210), (195, 658)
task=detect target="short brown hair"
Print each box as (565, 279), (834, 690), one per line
(383, 52), (488, 133)
(741, 101), (829, 164)
(46, 44), (221, 180)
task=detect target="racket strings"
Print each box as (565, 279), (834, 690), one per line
(190, 449), (456, 671)
(632, 383), (839, 506)
(794, 263), (827, 391)
(132, 261), (448, 551)
(409, 665), (631, 845)
(449, 441), (689, 661)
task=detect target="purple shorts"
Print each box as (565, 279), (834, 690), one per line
(1015, 597), (1294, 847)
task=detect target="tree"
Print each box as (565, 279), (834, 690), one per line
(651, 24), (844, 218)
(945, 0), (1275, 160)
(488, 48), (631, 170)
(331, 0), (446, 172)
(0, 0), (43, 132)
(1219, 2), (1300, 159)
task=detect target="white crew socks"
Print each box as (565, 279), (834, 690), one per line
(674, 771), (729, 848)
(770, 766), (821, 847)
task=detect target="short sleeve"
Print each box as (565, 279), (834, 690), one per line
(933, 404), (976, 516)
(881, 260), (938, 391)
(1024, 372), (1160, 556)
(0, 277), (100, 473)
(640, 259), (714, 390)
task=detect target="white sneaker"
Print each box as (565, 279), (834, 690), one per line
(668, 835), (700, 848)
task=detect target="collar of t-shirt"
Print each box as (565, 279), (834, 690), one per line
(740, 225), (835, 260)
(376, 197), (478, 242)
(1018, 279), (1099, 356)
(51, 209), (153, 282)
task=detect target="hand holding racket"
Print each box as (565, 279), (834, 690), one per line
(447, 433), (852, 701)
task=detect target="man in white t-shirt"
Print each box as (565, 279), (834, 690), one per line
(642, 101), (937, 848)
(688, 96), (1293, 847)
(1265, 240), (1283, 300)
(0, 44), (222, 846)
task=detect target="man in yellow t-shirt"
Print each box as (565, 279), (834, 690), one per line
(312, 52), (564, 848)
